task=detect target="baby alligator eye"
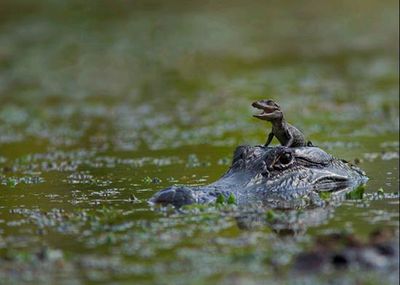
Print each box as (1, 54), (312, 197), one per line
(279, 152), (292, 165)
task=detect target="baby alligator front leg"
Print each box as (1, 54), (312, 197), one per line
(264, 132), (274, 147)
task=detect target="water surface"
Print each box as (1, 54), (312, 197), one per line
(0, 1), (398, 284)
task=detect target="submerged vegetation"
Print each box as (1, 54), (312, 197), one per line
(0, 0), (398, 284)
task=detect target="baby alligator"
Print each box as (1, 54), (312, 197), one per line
(252, 99), (312, 147)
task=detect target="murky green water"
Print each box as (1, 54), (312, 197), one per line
(0, 1), (398, 284)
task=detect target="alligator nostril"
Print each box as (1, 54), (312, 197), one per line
(331, 254), (348, 269)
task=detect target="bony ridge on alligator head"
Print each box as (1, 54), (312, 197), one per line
(252, 99), (313, 148)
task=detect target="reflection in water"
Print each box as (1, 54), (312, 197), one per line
(235, 206), (334, 235)
(235, 186), (361, 234)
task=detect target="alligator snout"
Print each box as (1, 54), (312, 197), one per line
(149, 186), (196, 207)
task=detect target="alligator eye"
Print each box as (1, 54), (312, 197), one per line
(279, 152), (292, 165)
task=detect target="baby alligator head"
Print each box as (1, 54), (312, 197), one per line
(150, 146), (368, 208)
(252, 99), (283, 121)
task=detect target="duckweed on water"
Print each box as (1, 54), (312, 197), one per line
(1, 176), (44, 187)
(377, 187), (385, 196)
(227, 193), (237, 205)
(215, 194), (225, 205)
(318, 191), (332, 201)
(265, 210), (276, 223)
(142, 176), (162, 184)
(345, 185), (365, 200)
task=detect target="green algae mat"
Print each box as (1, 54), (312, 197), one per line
(0, 1), (398, 284)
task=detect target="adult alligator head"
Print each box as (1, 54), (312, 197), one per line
(150, 145), (368, 208)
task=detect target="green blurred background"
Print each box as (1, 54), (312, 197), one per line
(0, 0), (398, 152)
